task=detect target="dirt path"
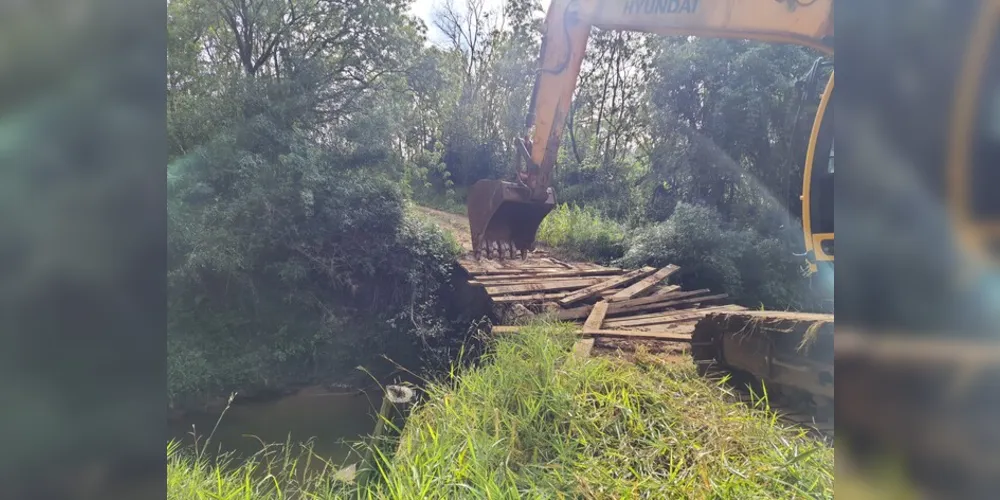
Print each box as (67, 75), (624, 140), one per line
(413, 206), (473, 251)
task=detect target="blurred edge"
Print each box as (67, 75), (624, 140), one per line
(0, 0), (167, 498)
(835, 0), (1000, 498)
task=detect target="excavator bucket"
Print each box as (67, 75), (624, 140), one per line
(467, 179), (555, 260)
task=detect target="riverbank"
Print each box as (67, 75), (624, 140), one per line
(167, 321), (833, 499)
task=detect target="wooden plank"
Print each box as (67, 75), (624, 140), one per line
(556, 289), (712, 321)
(610, 293), (729, 317)
(571, 339), (596, 359)
(485, 279), (606, 296)
(557, 267), (657, 306)
(649, 285), (681, 297)
(582, 301), (610, 333)
(582, 327), (694, 341)
(470, 277), (606, 288)
(557, 292), (728, 321)
(474, 268), (624, 280)
(491, 324), (693, 342)
(606, 265), (679, 302)
(605, 305), (746, 328)
(603, 304), (737, 324)
(491, 292), (570, 303)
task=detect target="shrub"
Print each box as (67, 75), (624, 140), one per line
(536, 203), (626, 263)
(619, 202), (816, 310)
(167, 117), (462, 406)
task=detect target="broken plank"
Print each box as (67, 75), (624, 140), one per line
(557, 267), (657, 306)
(485, 279), (605, 296)
(606, 265), (679, 302)
(583, 301), (610, 333)
(557, 293), (728, 321)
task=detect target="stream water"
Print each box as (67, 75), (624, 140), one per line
(168, 386), (383, 467)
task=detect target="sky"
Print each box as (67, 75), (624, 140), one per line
(409, 0), (510, 45)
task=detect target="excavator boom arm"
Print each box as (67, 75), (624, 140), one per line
(467, 0), (832, 260)
(522, 0), (834, 199)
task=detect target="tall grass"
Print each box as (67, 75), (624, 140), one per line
(536, 204), (626, 262)
(168, 321), (833, 499)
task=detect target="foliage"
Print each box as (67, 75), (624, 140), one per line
(166, 0), (464, 406)
(536, 203), (626, 263)
(168, 322), (833, 498)
(618, 203), (819, 310)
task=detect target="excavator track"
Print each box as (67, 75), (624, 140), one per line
(691, 310), (835, 440)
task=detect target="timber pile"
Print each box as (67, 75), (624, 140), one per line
(460, 254), (746, 342)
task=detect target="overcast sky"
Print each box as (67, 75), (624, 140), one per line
(409, 0), (510, 45)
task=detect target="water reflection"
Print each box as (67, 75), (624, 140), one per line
(168, 386), (382, 466)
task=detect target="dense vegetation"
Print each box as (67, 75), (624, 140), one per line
(167, 0), (830, 405)
(167, 322), (834, 499)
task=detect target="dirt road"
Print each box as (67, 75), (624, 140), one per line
(413, 206), (474, 251)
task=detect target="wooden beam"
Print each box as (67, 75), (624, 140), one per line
(556, 289), (715, 321)
(582, 301), (610, 333)
(557, 267), (657, 306)
(649, 285), (681, 297)
(606, 265), (679, 302)
(475, 268), (624, 281)
(491, 292), (570, 303)
(581, 328), (694, 341)
(471, 277), (606, 288)
(607, 293), (729, 318)
(485, 279), (606, 296)
(604, 305), (745, 328)
(489, 324), (693, 342)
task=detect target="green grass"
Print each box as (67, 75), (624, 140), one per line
(536, 204), (626, 263)
(168, 321), (833, 499)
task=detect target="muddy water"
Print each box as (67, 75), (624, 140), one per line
(168, 386), (382, 466)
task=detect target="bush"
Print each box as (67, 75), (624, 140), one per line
(536, 203), (626, 263)
(619, 202), (815, 310)
(167, 116), (462, 406)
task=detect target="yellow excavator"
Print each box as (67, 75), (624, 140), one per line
(467, 0), (837, 417)
(467, 0), (834, 269)
(468, 0), (1000, 472)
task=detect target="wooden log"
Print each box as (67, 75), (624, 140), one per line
(556, 289), (714, 321)
(557, 267), (657, 306)
(358, 385), (416, 485)
(485, 279), (605, 296)
(606, 265), (679, 302)
(582, 301), (610, 333)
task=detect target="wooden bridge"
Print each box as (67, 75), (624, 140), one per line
(458, 251), (745, 348)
